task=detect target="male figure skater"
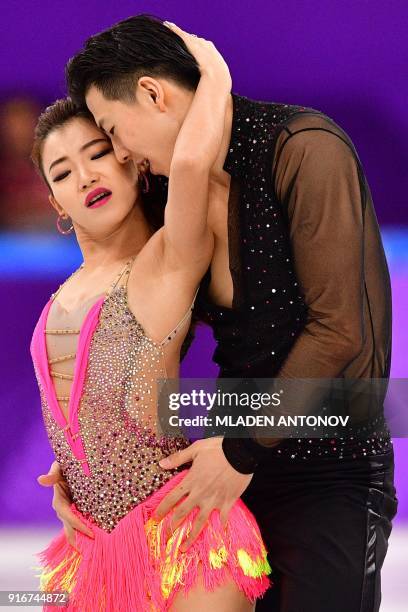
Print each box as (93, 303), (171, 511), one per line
(41, 15), (397, 611)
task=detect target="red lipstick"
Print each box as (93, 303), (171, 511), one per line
(85, 187), (112, 208)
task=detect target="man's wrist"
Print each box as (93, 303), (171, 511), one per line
(221, 436), (260, 474)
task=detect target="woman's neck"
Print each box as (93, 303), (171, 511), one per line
(75, 202), (153, 271)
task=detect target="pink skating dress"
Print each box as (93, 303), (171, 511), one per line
(30, 257), (272, 611)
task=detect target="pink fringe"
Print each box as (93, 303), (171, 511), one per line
(34, 470), (272, 611)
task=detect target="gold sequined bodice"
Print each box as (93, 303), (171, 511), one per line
(33, 260), (192, 532)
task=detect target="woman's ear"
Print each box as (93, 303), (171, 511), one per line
(49, 194), (66, 216)
(137, 76), (166, 112)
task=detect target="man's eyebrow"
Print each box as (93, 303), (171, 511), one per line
(48, 138), (110, 172)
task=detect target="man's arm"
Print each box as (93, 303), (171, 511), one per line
(274, 124), (365, 375)
(222, 117), (367, 472)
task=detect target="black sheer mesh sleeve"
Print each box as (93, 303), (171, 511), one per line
(274, 115), (366, 377)
(222, 113), (392, 473)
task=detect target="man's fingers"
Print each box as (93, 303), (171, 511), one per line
(159, 446), (194, 470)
(153, 481), (190, 520)
(219, 502), (234, 529)
(170, 497), (197, 531)
(180, 508), (210, 552)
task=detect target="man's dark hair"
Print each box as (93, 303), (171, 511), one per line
(66, 14), (201, 108)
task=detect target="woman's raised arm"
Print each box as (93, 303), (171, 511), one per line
(162, 24), (231, 273)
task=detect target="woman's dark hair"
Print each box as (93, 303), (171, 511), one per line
(31, 98), (93, 190)
(66, 14), (200, 108)
(30, 97), (166, 231)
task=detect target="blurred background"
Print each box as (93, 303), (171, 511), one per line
(0, 1), (406, 610)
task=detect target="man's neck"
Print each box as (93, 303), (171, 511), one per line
(210, 93), (233, 185)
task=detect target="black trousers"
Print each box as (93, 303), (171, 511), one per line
(241, 447), (398, 612)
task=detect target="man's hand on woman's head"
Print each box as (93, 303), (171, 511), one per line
(37, 460), (94, 549)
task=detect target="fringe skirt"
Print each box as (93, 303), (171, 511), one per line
(34, 469), (272, 611)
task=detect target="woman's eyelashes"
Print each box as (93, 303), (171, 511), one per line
(91, 147), (113, 160)
(52, 147), (113, 182)
(53, 170), (70, 183)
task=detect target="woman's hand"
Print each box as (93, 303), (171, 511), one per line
(164, 22), (231, 92)
(37, 460), (94, 549)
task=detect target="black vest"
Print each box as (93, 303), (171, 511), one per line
(196, 94), (324, 377)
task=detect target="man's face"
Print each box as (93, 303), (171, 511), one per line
(86, 84), (180, 177)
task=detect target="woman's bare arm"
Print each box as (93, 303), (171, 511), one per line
(162, 26), (231, 275)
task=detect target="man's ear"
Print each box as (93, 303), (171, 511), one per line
(137, 76), (166, 112)
(49, 194), (66, 217)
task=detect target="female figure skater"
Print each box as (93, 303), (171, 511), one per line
(30, 34), (271, 611)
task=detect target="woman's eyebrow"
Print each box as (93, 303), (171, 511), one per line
(48, 138), (110, 172)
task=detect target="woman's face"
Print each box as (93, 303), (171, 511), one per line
(42, 117), (139, 236)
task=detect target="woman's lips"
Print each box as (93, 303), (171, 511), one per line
(88, 193), (112, 209)
(85, 187), (113, 208)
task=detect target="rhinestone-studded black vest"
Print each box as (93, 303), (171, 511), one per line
(196, 94), (322, 377)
